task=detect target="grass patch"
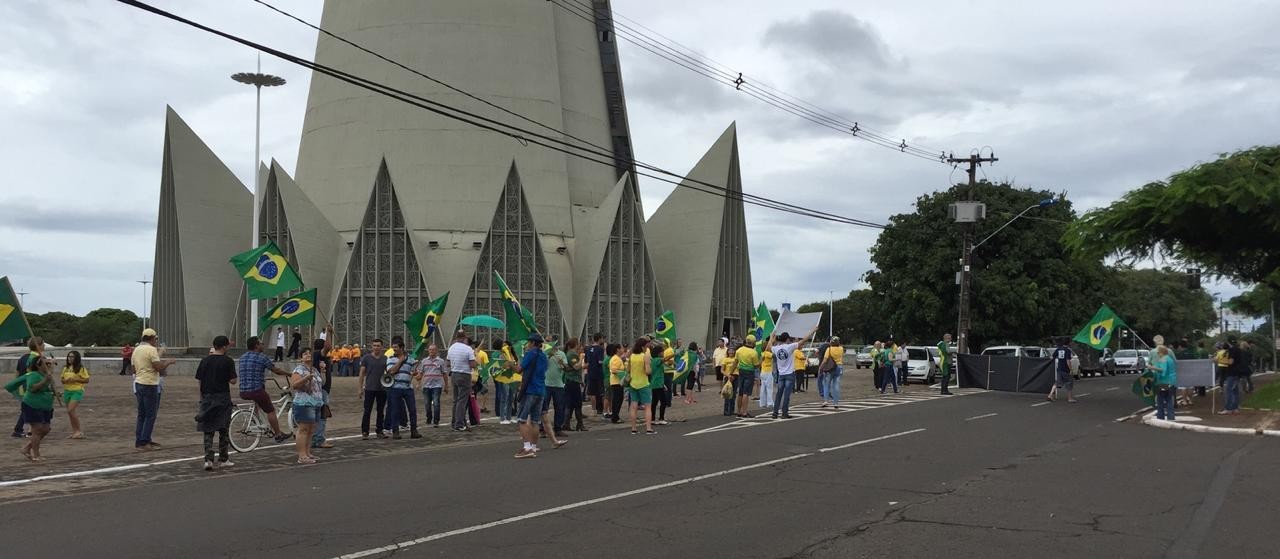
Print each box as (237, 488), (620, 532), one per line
(1243, 379), (1280, 410)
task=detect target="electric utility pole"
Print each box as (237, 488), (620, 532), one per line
(948, 152), (998, 355)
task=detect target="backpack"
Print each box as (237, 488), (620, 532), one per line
(15, 353), (30, 376)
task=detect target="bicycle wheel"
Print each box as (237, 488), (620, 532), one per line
(228, 409), (260, 453)
(280, 401), (296, 435)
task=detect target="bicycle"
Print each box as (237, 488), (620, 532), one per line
(229, 377), (296, 453)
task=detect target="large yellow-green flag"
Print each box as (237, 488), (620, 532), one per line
(493, 271), (539, 345)
(405, 292), (449, 344)
(1072, 304), (1128, 350)
(752, 302), (775, 342)
(259, 288), (317, 333)
(654, 310), (676, 342)
(0, 277), (33, 342)
(229, 241), (303, 299)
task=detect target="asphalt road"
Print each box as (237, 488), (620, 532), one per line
(2, 374), (1274, 559)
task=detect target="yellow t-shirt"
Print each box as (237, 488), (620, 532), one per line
(761, 350), (774, 373)
(628, 353), (650, 389)
(825, 346), (845, 364)
(61, 366), (90, 392)
(662, 347), (676, 375)
(723, 355), (738, 377)
(131, 343), (161, 385)
(736, 347), (761, 372)
(713, 347), (727, 366)
(609, 355), (624, 386)
(793, 349), (806, 372)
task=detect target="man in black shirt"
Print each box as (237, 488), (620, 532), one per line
(195, 336), (237, 471)
(357, 339), (389, 439)
(585, 333), (606, 416)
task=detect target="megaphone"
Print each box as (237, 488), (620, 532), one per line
(380, 372), (395, 388)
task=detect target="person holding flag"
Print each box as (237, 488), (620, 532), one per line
(680, 342), (701, 405)
(513, 334), (566, 458)
(6, 337), (55, 461)
(937, 334), (953, 395)
(626, 338), (656, 435)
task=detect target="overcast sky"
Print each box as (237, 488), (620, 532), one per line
(2, 0), (1275, 330)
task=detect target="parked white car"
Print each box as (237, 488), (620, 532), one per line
(903, 346), (937, 384)
(979, 345), (1044, 358)
(855, 346), (874, 369)
(1112, 349), (1146, 374)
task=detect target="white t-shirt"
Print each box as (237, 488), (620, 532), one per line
(446, 342), (476, 374)
(319, 331), (328, 341)
(275, 331), (285, 348)
(773, 342), (801, 375)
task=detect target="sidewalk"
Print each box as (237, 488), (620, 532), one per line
(1142, 371), (1279, 436)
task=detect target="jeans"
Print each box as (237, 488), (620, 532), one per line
(828, 367), (843, 402)
(450, 373), (472, 429)
(774, 374), (795, 416)
(723, 377), (737, 415)
(134, 383), (160, 447)
(1155, 387), (1176, 421)
(546, 386), (567, 431)
(817, 372), (827, 399)
(1223, 376), (1241, 411)
(881, 365), (898, 393)
(492, 383), (511, 421)
(13, 412), (26, 435)
(422, 387), (444, 425)
(361, 390), (387, 435)
(204, 430), (230, 462)
(565, 381), (585, 427)
(385, 388), (417, 433)
(312, 389), (329, 445)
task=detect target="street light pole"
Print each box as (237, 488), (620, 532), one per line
(137, 280), (152, 329)
(948, 153), (998, 355)
(232, 56), (286, 337)
(16, 291), (27, 307)
(828, 290), (834, 339)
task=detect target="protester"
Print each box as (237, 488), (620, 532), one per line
(607, 343), (626, 423)
(1148, 344), (1178, 421)
(238, 335), (293, 444)
(734, 335), (760, 418)
(288, 328), (302, 359)
(769, 327), (817, 419)
(11, 350), (33, 439)
(1048, 338), (1076, 403)
(721, 346), (738, 416)
(274, 327), (286, 362)
(1239, 340), (1254, 393)
(563, 338), (588, 431)
(383, 341), (420, 439)
(545, 338), (569, 436)
(514, 334), (566, 458)
(685, 342), (702, 405)
(415, 344), (448, 427)
(757, 343), (774, 409)
(119, 343), (134, 375)
(6, 337), (54, 461)
(627, 338), (655, 434)
(651, 339), (672, 425)
(132, 328), (175, 450)
(794, 340), (809, 393)
(937, 334), (953, 395)
(823, 337), (845, 407)
(1219, 337), (1244, 415)
(59, 350), (90, 439)
(446, 331), (478, 432)
(585, 333), (606, 416)
(356, 338), (390, 438)
(289, 348), (326, 464)
(892, 341), (907, 386)
(195, 335), (236, 471)
(879, 342), (899, 395)
(471, 338), (490, 415)
(310, 329), (335, 449)
(713, 338), (727, 381)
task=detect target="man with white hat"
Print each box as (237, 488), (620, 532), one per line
(131, 328), (175, 450)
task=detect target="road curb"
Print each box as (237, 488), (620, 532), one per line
(1142, 412), (1280, 437)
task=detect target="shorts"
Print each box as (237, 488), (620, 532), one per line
(1055, 368), (1073, 390)
(21, 403), (53, 425)
(626, 386), (652, 406)
(737, 371), (757, 395)
(516, 393), (544, 425)
(63, 390), (85, 404)
(291, 404), (320, 424)
(240, 389), (276, 414)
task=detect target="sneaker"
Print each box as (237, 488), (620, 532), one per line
(361, 434), (370, 440)
(770, 414), (779, 419)
(781, 414), (793, 419)
(655, 420), (670, 426)
(410, 432), (423, 439)
(645, 430), (656, 435)
(218, 460), (235, 468)
(11, 432), (26, 439)
(514, 449), (536, 459)
(146, 442), (163, 449)
(499, 420), (511, 425)
(392, 433), (403, 440)
(274, 434), (292, 444)
(453, 426), (468, 432)
(204, 460), (214, 471)
(376, 432), (389, 439)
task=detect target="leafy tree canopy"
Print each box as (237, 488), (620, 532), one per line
(1065, 146), (1280, 289)
(25, 309), (142, 347)
(1103, 268), (1216, 343)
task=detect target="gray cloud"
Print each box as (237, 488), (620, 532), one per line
(762, 10), (896, 70)
(5, 203), (154, 234)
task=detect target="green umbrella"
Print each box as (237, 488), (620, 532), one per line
(460, 314), (505, 329)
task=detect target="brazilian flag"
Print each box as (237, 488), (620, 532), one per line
(674, 349), (697, 385)
(654, 310), (676, 342)
(0, 276), (33, 342)
(1072, 304), (1128, 350)
(1131, 370), (1156, 406)
(259, 288), (317, 333)
(405, 292), (449, 344)
(229, 241), (303, 299)
(752, 302), (775, 347)
(493, 271), (539, 348)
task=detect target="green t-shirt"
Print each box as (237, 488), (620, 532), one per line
(937, 341), (949, 367)
(545, 349), (566, 388)
(6, 370), (54, 411)
(564, 350), (583, 384)
(649, 355), (666, 389)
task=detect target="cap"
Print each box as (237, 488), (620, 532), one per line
(744, 335), (757, 344)
(142, 328), (158, 338)
(528, 333), (545, 344)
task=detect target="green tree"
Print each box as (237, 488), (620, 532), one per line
(1228, 285), (1277, 318)
(1065, 146), (1280, 289)
(25, 311), (79, 346)
(1102, 268), (1216, 343)
(798, 290), (891, 345)
(866, 181), (1108, 350)
(74, 308), (142, 346)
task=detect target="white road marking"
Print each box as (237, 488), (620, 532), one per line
(1114, 407), (1154, 422)
(1031, 401), (1052, 407)
(334, 429), (926, 559)
(1076, 393), (1092, 398)
(964, 413), (998, 422)
(1105, 387), (1119, 391)
(686, 390), (980, 436)
(0, 433), (366, 488)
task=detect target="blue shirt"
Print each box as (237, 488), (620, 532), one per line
(1052, 346), (1073, 372)
(387, 355), (414, 390)
(520, 347), (549, 397)
(584, 345), (604, 380)
(237, 351), (274, 392)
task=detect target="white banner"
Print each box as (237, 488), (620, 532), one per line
(1176, 359), (1215, 388)
(773, 310), (822, 340)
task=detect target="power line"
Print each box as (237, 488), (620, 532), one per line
(117, 0), (885, 229)
(550, 0), (949, 163)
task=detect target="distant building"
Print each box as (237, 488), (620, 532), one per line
(151, 0), (752, 347)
